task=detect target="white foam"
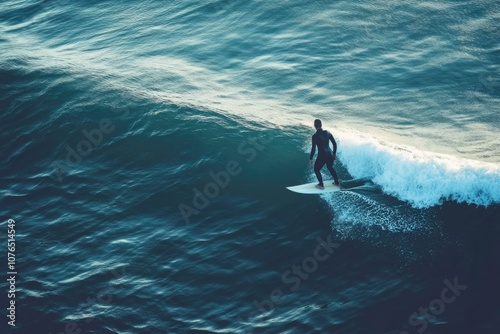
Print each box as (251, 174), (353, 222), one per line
(336, 129), (500, 208)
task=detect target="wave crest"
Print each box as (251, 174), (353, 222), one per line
(337, 130), (500, 208)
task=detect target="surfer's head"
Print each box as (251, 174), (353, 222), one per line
(314, 119), (322, 130)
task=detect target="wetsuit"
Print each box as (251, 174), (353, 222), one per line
(310, 130), (339, 186)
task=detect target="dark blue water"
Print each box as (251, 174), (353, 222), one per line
(1, 0), (499, 333)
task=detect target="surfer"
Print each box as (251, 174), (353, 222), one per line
(309, 119), (340, 189)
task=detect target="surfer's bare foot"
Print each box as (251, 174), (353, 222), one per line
(333, 181), (340, 186)
(315, 184), (325, 190)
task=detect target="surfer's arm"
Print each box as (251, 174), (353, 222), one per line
(329, 132), (337, 157)
(309, 135), (316, 160)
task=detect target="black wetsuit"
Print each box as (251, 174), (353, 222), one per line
(310, 129), (339, 186)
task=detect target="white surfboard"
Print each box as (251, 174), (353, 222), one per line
(287, 181), (341, 194)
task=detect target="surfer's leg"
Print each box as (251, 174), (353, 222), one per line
(326, 155), (339, 185)
(314, 158), (325, 186)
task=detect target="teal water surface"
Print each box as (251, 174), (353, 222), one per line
(1, 0), (499, 333)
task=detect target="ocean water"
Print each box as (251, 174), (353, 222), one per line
(1, 0), (499, 333)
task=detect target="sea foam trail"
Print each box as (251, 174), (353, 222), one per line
(336, 130), (500, 208)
